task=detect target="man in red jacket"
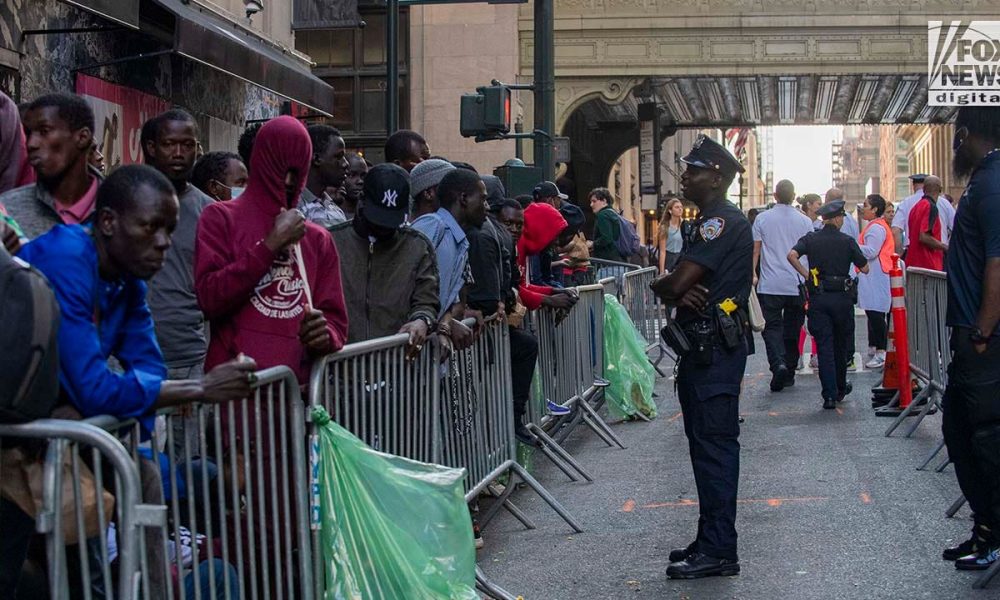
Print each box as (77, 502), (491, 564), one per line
(194, 116), (348, 383)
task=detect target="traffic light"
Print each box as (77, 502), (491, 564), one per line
(460, 83), (511, 140)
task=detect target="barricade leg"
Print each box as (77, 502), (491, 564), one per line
(485, 484), (536, 530)
(974, 557), (1000, 589)
(476, 566), (519, 600)
(902, 394), (941, 438)
(577, 399), (627, 450)
(884, 385), (933, 437)
(945, 494), (967, 518)
(525, 423), (594, 482)
(507, 462), (584, 533)
(917, 439), (947, 471)
(934, 458), (952, 473)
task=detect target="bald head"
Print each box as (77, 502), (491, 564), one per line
(775, 179), (795, 204)
(923, 175), (942, 198)
(825, 188), (844, 204)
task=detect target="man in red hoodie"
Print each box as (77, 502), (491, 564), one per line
(516, 202), (579, 311)
(194, 115), (348, 382)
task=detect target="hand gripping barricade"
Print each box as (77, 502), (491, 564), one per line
(91, 366), (314, 600)
(0, 418), (163, 600)
(883, 266), (947, 438)
(620, 266), (675, 375)
(309, 321), (581, 600)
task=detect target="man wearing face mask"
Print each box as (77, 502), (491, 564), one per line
(328, 163), (439, 355)
(192, 151), (248, 201)
(194, 116), (348, 384)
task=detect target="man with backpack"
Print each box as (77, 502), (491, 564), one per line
(588, 187), (624, 262)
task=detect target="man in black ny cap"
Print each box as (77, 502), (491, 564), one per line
(532, 180), (567, 208)
(328, 163), (439, 355)
(650, 134), (753, 579)
(787, 200), (869, 409)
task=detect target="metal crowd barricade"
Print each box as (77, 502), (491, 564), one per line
(885, 268), (949, 438)
(589, 258), (640, 298)
(91, 366), (313, 600)
(0, 418), (158, 600)
(621, 266), (675, 375)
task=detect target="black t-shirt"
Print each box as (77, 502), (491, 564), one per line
(676, 199), (753, 324)
(791, 224), (866, 281)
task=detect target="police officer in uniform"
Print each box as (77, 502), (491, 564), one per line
(651, 135), (752, 579)
(787, 200), (869, 409)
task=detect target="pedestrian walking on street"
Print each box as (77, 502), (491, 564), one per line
(787, 200), (869, 409)
(752, 179), (813, 391)
(657, 197), (684, 273)
(651, 134), (752, 579)
(939, 106), (1000, 571)
(857, 194), (892, 369)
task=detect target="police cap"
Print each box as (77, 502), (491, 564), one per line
(909, 173), (928, 183)
(680, 134), (746, 178)
(817, 200), (846, 220)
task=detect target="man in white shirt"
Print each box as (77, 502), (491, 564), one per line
(753, 180), (815, 391)
(891, 173), (956, 254)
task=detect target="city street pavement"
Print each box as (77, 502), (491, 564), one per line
(478, 320), (982, 599)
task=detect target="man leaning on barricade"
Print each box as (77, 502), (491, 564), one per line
(7, 164), (257, 599)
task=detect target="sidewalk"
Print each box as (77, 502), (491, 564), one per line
(479, 323), (977, 599)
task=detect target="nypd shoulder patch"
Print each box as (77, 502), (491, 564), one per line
(700, 217), (725, 241)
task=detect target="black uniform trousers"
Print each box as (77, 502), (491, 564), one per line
(758, 293), (806, 373)
(676, 344), (746, 561)
(942, 328), (1000, 540)
(807, 291), (853, 400)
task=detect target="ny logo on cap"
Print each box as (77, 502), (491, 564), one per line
(383, 190), (398, 208)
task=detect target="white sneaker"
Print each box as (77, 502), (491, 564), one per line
(867, 346), (876, 360)
(865, 356), (885, 369)
(796, 356), (804, 371)
(809, 354), (818, 369)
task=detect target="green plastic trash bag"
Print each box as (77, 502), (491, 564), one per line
(603, 294), (658, 420)
(312, 406), (479, 600)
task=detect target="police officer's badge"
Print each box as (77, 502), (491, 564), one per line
(700, 217), (725, 241)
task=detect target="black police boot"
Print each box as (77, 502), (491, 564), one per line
(823, 396), (837, 410)
(668, 541), (697, 563)
(837, 381), (853, 402)
(770, 365), (789, 392)
(666, 552), (740, 579)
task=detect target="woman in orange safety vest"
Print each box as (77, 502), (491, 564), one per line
(858, 194), (894, 369)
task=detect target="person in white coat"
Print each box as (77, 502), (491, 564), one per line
(858, 194), (893, 368)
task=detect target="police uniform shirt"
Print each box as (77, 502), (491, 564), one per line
(946, 150), (1000, 331)
(791, 224), (867, 282)
(676, 199), (753, 324)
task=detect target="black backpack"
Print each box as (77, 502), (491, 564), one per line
(0, 247), (60, 423)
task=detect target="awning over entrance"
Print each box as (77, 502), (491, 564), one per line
(61, 0), (140, 28)
(152, 0), (334, 116)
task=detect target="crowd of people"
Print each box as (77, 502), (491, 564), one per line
(0, 90), (612, 598)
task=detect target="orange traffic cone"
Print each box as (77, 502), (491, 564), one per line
(871, 320), (899, 408)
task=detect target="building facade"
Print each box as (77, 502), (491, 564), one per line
(3, 0), (329, 165)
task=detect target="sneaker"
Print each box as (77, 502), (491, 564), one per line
(847, 358), (857, 371)
(943, 536), (979, 561)
(547, 400), (572, 416)
(865, 356), (885, 369)
(796, 356), (804, 371)
(809, 355), (818, 369)
(866, 346), (876, 360)
(955, 545), (1000, 570)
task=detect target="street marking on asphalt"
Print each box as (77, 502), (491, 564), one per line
(622, 499), (636, 512)
(836, 407), (844, 415)
(860, 492), (872, 504)
(667, 411), (683, 423)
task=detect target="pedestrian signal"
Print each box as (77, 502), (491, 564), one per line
(460, 84), (511, 140)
